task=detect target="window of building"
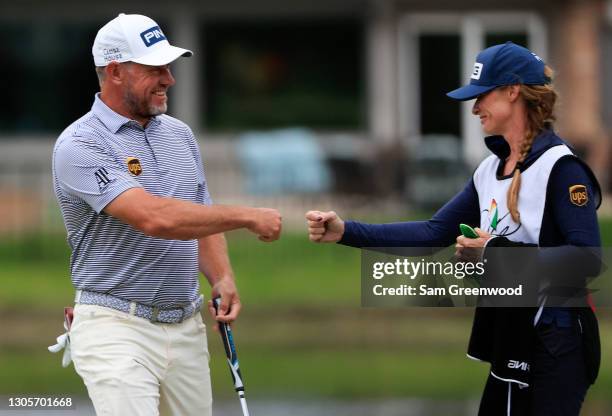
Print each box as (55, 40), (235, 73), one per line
(419, 34), (461, 136)
(201, 19), (365, 131)
(0, 22), (102, 134)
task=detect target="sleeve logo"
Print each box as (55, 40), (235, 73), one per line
(94, 167), (112, 191)
(126, 157), (143, 176)
(569, 184), (588, 206)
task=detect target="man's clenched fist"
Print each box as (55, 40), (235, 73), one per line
(249, 208), (282, 242)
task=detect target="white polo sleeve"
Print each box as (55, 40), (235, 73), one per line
(54, 136), (142, 213)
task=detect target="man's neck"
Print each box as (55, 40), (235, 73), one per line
(99, 91), (149, 127)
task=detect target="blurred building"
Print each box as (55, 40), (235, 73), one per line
(1, 0), (611, 232)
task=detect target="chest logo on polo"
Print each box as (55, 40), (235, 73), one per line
(569, 185), (588, 206)
(126, 157), (143, 176)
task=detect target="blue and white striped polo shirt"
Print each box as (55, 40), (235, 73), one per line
(52, 93), (212, 308)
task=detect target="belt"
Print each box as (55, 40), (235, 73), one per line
(75, 290), (204, 324)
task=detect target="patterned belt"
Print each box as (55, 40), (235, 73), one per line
(74, 290), (204, 324)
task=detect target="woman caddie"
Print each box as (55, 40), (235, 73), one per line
(306, 42), (601, 415)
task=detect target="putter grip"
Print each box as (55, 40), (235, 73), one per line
(213, 298), (233, 358)
(213, 297), (245, 392)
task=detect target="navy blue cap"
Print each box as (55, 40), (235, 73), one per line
(447, 42), (548, 101)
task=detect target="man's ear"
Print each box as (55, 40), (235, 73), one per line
(105, 61), (125, 85)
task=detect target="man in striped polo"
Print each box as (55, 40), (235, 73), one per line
(51, 13), (281, 416)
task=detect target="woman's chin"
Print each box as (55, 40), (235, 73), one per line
(481, 124), (497, 135)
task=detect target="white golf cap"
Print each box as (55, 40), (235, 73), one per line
(92, 13), (192, 67)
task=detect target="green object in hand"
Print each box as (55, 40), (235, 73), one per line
(460, 224), (479, 239)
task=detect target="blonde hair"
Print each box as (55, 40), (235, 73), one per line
(506, 65), (557, 223)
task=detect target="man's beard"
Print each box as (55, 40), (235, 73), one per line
(123, 85), (167, 120)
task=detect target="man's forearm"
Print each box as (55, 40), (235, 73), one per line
(149, 197), (255, 240)
(198, 233), (234, 285)
(199, 234), (241, 321)
(105, 187), (280, 241)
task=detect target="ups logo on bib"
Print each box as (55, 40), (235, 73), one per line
(569, 185), (588, 206)
(126, 157), (142, 176)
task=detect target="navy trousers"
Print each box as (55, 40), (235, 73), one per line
(478, 321), (589, 416)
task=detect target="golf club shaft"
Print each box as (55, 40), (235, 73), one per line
(239, 393), (250, 416)
(213, 297), (250, 416)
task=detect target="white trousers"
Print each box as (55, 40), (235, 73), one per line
(70, 304), (212, 416)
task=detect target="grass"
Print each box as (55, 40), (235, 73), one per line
(226, 230), (361, 306)
(0, 345), (490, 399)
(1, 218), (612, 404)
(217, 348), (490, 399)
(3, 321), (612, 401)
(0, 231), (361, 309)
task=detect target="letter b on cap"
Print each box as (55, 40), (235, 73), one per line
(471, 62), (483, 80)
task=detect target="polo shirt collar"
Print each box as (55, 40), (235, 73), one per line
(91, 93), (160, 133)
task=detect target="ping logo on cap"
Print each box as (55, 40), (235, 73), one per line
(471, 62), (483, 80)
(140, 26), (166, 47)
